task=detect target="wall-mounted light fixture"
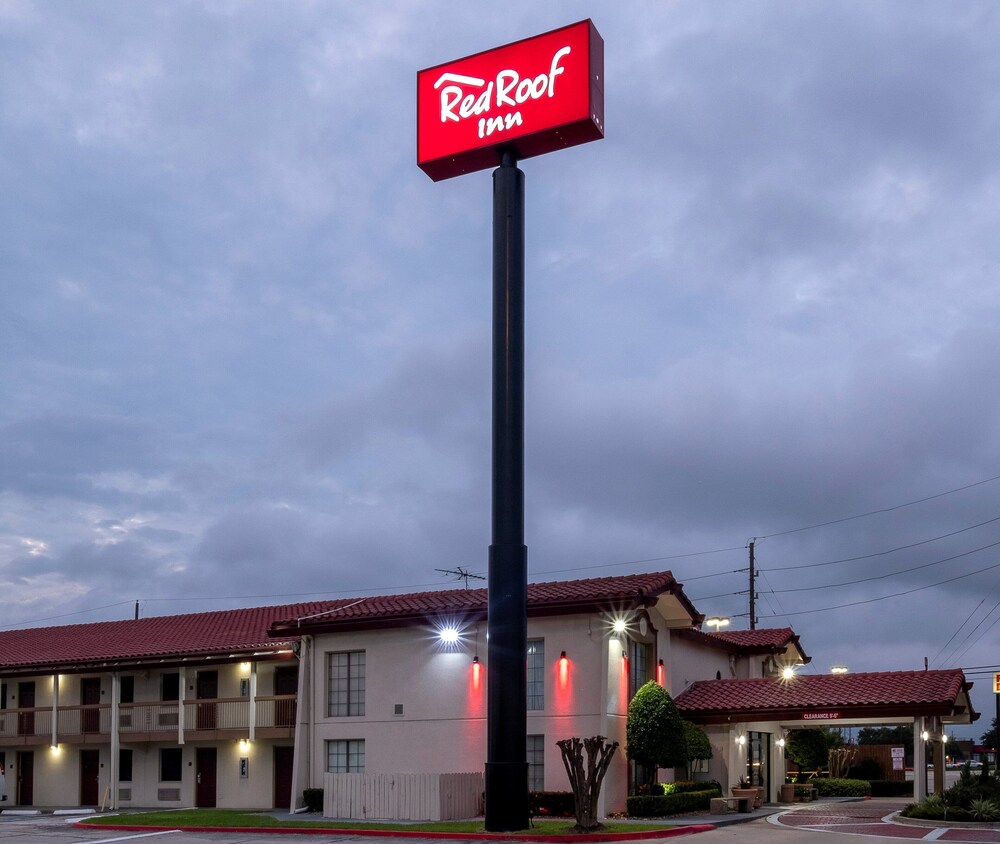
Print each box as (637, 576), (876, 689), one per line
(560, 650), (568, 661)
(439, 627), (460, 644)
(921, 730), (930, 741)
(781, 665), (797, 681)
(239, 738), (251, 752)
(50, 744), (61, 756)
(737, 734), (746, 746)
(777, 737), (786, 748)
(240, 662), (251, 675)
(612, 618), (627, 635)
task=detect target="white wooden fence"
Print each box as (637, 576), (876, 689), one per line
(323, 772), (484, 821)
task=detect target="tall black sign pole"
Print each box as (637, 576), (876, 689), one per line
(485, 149), (528, 832)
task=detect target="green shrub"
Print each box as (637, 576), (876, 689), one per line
(529, 791), (575, 818)
(970, 798), (1000, 821)
(661, 779), (722, 795)
(626, 787), (722, 817)
(869, 780), (914, 798)
(813, 778), (871, 797)
(302, 788), (324, 812)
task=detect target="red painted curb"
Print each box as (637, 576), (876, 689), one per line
(74, 822), (717, 840)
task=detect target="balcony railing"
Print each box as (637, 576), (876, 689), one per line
(0, 695), (296, 742)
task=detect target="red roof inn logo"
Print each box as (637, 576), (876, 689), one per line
(417, 20), (604, 181)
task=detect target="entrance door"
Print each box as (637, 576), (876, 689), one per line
(274, 666), (298, 727)
(15, 751), (33, 806)
(274, 746), (294, 809)
(196, 671), (218, 730)
(17, 682), (35, 736)
(80, 749), (100, 806)
(195, 747), (217, 808)
(81, 678), (101, 733)
(748, 731), (770, 798)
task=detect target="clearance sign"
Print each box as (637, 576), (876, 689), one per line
(417, 20), (604, 181)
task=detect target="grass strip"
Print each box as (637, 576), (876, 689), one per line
(79, 809), (677, 835)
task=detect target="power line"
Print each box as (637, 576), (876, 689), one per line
(930, 599), (986, 668)
(764, 514), (1000, 572)
(756, 473), (1000, 539)
(767, 538), (1000, 594)
(759, 558), (1000, 617)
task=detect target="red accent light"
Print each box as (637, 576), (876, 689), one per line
(656, 659), (665, 687)
(471, 656), (482, 693)
(417, 20), (604, 181)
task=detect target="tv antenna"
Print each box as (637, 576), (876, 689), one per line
(435, 567), (487, 589)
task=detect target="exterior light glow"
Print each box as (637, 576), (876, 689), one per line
(439, 627), (460, 644)
(239, 739), (250, 751)
(922, 730), (930, 741)
(656, 658), (665, 686)
(942, 734), (949, 744)
(737, 734), (746, 746)
(830, 665), (848, 674)
(240, 662), (251, 674)
(777, 737), (786, 748)
(705, 617), (730, 632)
(612, 618), (627, 635)
(50, 744), (61, 755)
(781, 665), (796, 681)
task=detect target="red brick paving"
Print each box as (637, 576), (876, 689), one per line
(774, 800), (1000, 842)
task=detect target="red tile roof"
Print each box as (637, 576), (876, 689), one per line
(269, 570), (698, 634)
(675, 669), (977, 723)
(0, 601), (331, 675)
(0, 571), (697, 674)
(709, 628), (799, 648)
(674, 626), (811, 664)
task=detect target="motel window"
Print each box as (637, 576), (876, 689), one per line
(161, 673), (179, 701)
(527, 639), (544, 711)
(327, 651), (366, 717)
(120, 676), (134, 704)
(527, 735), (545, 791)
(160, 748), (183, 782)
(628, 640), (654, 700)
(327, 739), (365, 773)
(120, 749), (133, 782)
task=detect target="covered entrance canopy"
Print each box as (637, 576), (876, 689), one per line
(676, 668), (979, 801)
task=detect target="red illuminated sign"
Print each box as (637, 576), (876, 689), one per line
(417, 19), (604, 181)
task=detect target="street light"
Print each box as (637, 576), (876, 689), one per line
(705, 617), (730, 632)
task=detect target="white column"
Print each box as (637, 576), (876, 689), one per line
(110, 673), (120, 811)
(913, 717), (927, 801)
(249, 663), (258, 741)
(178, 667), (186, 745)
(51, 675), (59, 747)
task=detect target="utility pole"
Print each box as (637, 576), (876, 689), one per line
(748, 540), (757, 630)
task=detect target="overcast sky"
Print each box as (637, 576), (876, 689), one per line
(3, 2), (1000, 738)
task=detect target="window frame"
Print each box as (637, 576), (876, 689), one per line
(526, 639), (544, 711)
(159, 747), (183, 782)
(326, 738), (366, 773)
(527, 734), (545, 791)
(327, 651), (366, 717)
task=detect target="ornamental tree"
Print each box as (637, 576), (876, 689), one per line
(625, 681), (686, 792)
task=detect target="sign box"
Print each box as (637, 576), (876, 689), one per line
(417, 19), (604, 181)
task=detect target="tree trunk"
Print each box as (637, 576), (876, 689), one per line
(557, 736), (620, 831)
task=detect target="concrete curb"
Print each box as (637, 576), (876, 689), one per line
(75, 822), (718, 840)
